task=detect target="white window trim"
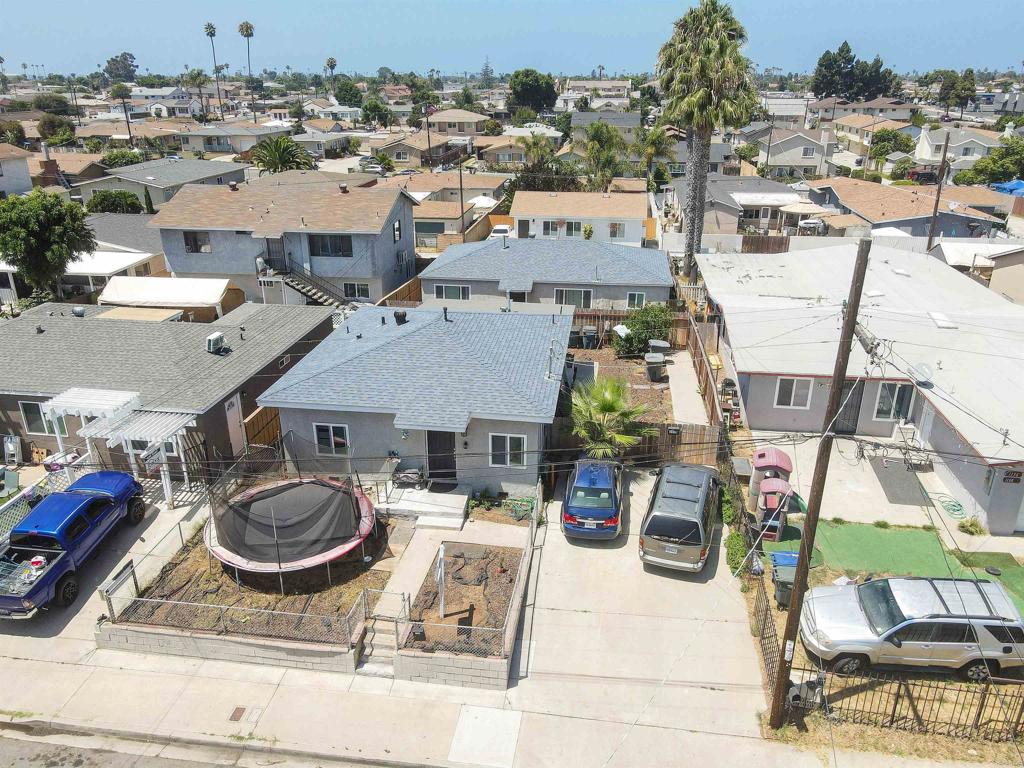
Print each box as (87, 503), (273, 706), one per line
(773, 377), (813, 410)
(313, 422), (350, 456)
(278, 354), (291, 369)
(394, 151), (409, 161)
(542, 220), (560, 237)
(343, 282), (370, 299)
(489, 433), (527, 467)
(760, 207), (771, 219)
(627, 292), (646, 308)
(802, 146), (815, 157)
(19, 401), (68, 437)
(565, 221), (582, 237)
(872, 381), (916, 422)
(554, 288), (593, 309)
(129, 438), (177, 457)
(434, 284), (471, 300)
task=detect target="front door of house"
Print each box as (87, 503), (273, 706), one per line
(426, 431), (457, 480)
(834, 380), (864, 435)
(267, 238), (286, 270)
(224, 393), (246, 458)
(517, 219), (530, 238)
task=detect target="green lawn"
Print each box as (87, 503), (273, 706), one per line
(761, 520), (1024, 614)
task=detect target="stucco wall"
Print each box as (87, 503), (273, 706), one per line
(990, 252), (1024, 304)
(420, 277), (670, 310)
(513, 216), (645, 246)
(0, 157), (33, 197)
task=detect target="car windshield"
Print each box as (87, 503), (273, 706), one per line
(569, 485), (614, 509)
(643, 514), (702, 545)
(857, 580), (907, 635)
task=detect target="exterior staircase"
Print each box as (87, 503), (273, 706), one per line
(283, 273), (344, 309)
(356, 617), (398, 678)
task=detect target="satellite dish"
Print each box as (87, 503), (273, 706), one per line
(908, 362), (934, 388)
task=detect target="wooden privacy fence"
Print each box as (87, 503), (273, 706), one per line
(631, 422), (722, 467)
(741, 234), (790, 253)
(377, 276), (422, 307)
(571, 309), (690, 348)
(244, 406), (280, 446)
(686, 314), (724, 427)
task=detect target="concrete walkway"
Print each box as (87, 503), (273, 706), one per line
(667, 350), (710, 425)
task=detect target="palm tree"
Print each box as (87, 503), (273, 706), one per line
(109, 83), (134, 145)
(326, 57), (337, 92)
(571, 379), (658, 459)
(204, 23), (225, 119)
(583, 121), (627, 190)
(631, 126), (674, 190)
(183, 68), (211, 119)
(250, 135), (314, 175)
(238, 21), (256, 123)
(516, 133), (552, 165)
(597, 64), (605, 80)
(658, 0), (757, 279)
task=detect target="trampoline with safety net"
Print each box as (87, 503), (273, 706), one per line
(206, 478), (376, 574)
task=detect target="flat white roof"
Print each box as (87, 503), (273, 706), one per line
(698, 245), (1024, 463)
(932, 242), (1024, 269)
(0, 248), (154, 278)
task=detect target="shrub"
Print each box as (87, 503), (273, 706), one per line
(85, 189), (143, 214)
(958, 518), (987, 536)
(873, 519), (891, 529)
(891, 179), (917, 186)
(609, 302), (674, 357)
(864, 172), (882, 183)
(725, 530), (746, 574)
(831, 517), (847, 525)
(374, 153), (395, 172)
(102, 149), (143, 168)
(721, 485), (737, 526)
(850, 169), (865, 180)
(582, 224), (593, 240)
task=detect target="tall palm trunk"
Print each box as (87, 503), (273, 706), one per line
(209, 38), (224, 119)
(246, 39), (256, 124)
(690, 129), (712, 271)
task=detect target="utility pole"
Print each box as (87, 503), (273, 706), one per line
(926, 131), (951, 252)
(425, 113), (433, 173)
(458, 159), (466, 243)
(767, 237), (872, 730)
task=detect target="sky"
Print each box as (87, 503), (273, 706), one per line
(3, 0), (1023, 80)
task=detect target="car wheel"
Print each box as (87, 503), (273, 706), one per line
(55, 574), (79, 608)
(127, 496), (146, 526)
(830, 654), (869, 676)
(961, 659), (995, 683)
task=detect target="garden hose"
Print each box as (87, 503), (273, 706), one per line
(930, 493), (967, 520)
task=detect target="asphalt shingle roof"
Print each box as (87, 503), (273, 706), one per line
(571, 112), (642, 129)
(421, 239), (672, 293)
(86, 214), (165, 253)
(0, 303), (334, 414)
(102, 158), (250, 187)
(259, 307), (571, 432)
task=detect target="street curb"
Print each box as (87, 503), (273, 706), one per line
(5, 717), (449, 768)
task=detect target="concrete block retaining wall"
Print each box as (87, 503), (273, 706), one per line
(96, 621), (359, 673)
(394, 649), (509, 689)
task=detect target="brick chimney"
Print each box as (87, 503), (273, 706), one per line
(36, 142), (60, 187)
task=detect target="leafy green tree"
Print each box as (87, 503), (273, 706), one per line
(994, 114), (1019, 132)
(809, 42), (898, 100)
(86, 189), (143, 214)
(512, 106), (537, 126)
(32, 93), (71, 115)
(571, 378), (658, 459)
(143, 186), (156, 214)
(610, 302), (674, 356)
(508, 68), (557, 112)
(37, 113), (75, 142)
(631, 126), (674, 183)
(506, 158), (583, 194)
(250, 136), (314, 175)
(83, 138), (103, 153)
(735, 142), (759, 163)
(910, 111), (927, 128)
(480, 57), (496, 89)
(868, 128), (915, 160)
(953, 68), (975, 119)
(407, 104), (423, 129)
(454, 86), (476, 109)
(0, 191), (97, 294)
(516, 134), (553, 165)
(482, 119), (502, 136)
(0, 121), (27, 146)
(347, 137), (361, 155)
(554, 112), (572, 138)
(583, 121), (627, 189)
(103, 52), (137, 83)
(575, 94), (593, 112)
(891, 156), (913, 180)
(334, 78), (362, 107)
(965, 136), (1024, 183)
(288, 100), (305, 119)
(102, 148), (143, 167)
(658, 0), (757, 276)
(361, 97), (391, 126)
(937, 71), (960, 115)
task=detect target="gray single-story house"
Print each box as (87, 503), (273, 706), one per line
(697, 245), (1024, 536)
(418, 239), (673, 310)
(258, 307), (572, 495)
(74, 158), (250, 210)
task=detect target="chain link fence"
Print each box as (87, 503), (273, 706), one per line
(0, 454), (93, 543)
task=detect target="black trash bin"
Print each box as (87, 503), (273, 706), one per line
(645, 352), (666, 382)
(582, 326), (597, 349)
(648, 339), (670, 355)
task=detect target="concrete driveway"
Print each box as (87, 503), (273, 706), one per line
(508, 469), (765, 764)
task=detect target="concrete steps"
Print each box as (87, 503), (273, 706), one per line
(415, 515), (465, 531)
(283, 275), (343, 309)
(357, 618), (399, 678)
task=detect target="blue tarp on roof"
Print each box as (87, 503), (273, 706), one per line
(992, 180), (1024, 196)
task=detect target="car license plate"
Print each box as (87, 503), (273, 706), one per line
(584, 521), (597, 529)
(664, 545), (679, 555)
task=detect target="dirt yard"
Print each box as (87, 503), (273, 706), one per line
(467, 496), (533, 527)
(119, 523), (396, 644)
(572, 347), (673, 423)
(405, 543), (523, 656)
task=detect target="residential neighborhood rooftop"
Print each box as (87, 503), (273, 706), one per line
(85, 213), (165, 254)
(87, 157), (252, 188)
(806, 177), (998, 223)
(259, 307), (571, 432)
(570, 112), (642, 128)
(427, 108), (489, 123)
(509, 190), (648, 219)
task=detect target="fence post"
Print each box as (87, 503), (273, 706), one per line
(1011, 689), (1024, 740)
(103, 589), (115, 622)
(177, 521), (185, 547)
(972, 683), (991, 736)
(886, 680), (904, 727)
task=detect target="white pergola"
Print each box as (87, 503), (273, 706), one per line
(43, 388), (196, 508)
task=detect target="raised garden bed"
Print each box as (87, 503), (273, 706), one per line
(467, 493), (533, 527)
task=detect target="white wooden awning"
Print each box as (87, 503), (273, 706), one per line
(79, 409), (196, 447)
(42, 388), (140, 420)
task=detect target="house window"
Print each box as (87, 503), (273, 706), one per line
(802, 146), (815, 158)
(627, 292), (646, 309)
(542, 220), (559, 237)
(393, 219), (402, 243)
(489, 433), (526, 467)
(314, 423), (349, 456)
(129, 439), (177, 456)
(554, 288), (592, 308)
(183, 231), (211, 253)
(447, 122), (457, 129)
(395, 150), (408, 161)
(434, 284), (470, 300)
(508, 291), (527, 303)
(135, 261), (151, 277)
(874, 382), (915, 421)
(216, 176), (224, 184)
(760, 207), (771, 219)
(565, 221), (582, 237)
(343, 282), (370, 299)
(774, 377), (812, 409)
(309, 234), (353, 258)
(19, 402), (68, 437)
(609, 222), (624, 239)
(961, 147), (973, 157)
(278, 354), (291, 369)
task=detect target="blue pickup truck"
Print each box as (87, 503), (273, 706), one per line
(0, 471), (145, 619)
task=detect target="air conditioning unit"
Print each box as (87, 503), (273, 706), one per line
(185, 246), (195, 253)
(206, 331), (226, 354)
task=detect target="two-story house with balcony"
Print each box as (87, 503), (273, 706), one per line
(425, 109), (489, 136)
(180, 123), (293, 155)
(149, 181), (417, 306)
(556, 79), (633, 112)
(914, 127), (1001, 180)
(755, 127), (836, 178)
(509, 191), (649, 246)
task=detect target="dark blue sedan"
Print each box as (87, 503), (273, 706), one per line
(562, 461), (623, 540)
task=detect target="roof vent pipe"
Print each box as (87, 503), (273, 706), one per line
(72, 306), (86, 318)
(228, 181), (239, 191)
(502, 235), (508, 249)
(394, 309), (408, 325)
(339, 183), (349, 193)
(443, 307), (449, 322)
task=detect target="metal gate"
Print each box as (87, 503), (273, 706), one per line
(834, 380), (864, 435)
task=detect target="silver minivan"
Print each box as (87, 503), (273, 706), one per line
(801, 577), (1024, 681)
(638, 463), (719, 573)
